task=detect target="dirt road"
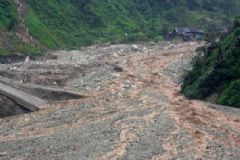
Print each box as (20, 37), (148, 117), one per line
(0, 42), (240, 159)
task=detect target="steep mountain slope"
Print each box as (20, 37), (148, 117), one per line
(1, 0), (240, 55)
(182, 19), (240, 108)
(25, 0), (240, 48)
(0, 0), (18, 30)
(0, 0), (42, 56)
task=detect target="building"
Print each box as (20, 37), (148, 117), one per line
(174, 27), (204, 41)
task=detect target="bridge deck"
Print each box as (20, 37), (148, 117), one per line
(0, 82), (46, 111)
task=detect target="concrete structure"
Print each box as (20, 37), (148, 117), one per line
(0, 82), (46, 111)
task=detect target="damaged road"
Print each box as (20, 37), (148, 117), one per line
(0, 42), (240, 160)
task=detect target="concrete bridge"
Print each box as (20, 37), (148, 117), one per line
(0, 82), (47, 111)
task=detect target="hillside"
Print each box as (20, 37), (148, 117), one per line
(0, 0), (18, 30)
(0, 0), (42, 56)
(182, 19), (240, 108)
(25, 0), (240, 48)
(1, 0), (240, 55)
(1, 1), (240, 159)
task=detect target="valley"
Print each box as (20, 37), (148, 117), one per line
(0, 42), (239, 159)
(0, 0), (240, 159)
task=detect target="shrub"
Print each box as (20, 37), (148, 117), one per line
(182, 24), (240, 108)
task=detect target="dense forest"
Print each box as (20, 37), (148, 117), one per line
(182, 18), (240, 108)
(1, 0), (240, 55)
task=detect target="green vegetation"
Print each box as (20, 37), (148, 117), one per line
(0, 0), (18, 30)
(25, 0), (240, 48)
(1, 0), (240, 55)
(0, 32), (43, 56)
(182, 19), (240, 108)
(217, 80), (240, 107)
(0, 0), (42, 56)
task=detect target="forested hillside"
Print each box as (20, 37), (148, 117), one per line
(0, 0), (42, 56)
(182, 18), (240, 108)
(25, 0), (240, 48)
(1, 0), (240, 54)
(0, 0), (18, 30)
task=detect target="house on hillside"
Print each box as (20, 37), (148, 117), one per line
(173, 27), (204, 41)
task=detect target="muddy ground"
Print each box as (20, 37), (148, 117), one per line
(0, 41), (240, 160)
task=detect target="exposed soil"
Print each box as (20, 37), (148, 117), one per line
(13, 0), (33, 43)
(13, 0), (41, 45)
(0, 41), (239, 159)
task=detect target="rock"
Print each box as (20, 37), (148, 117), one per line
(113, 53), (118, 57)
(143, 47), (148, 53)
(112, 64), (123, 72)
(122, 80), (132, 89)
(132, 44), (139, 51)
(74, 84), (79, 88)
(24, 56), (30, 64)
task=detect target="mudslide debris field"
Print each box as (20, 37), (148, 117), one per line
(0, 42), (240, 160)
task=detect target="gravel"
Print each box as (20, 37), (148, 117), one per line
(0, 42), (239, 159)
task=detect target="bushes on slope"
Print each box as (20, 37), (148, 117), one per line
(182, 25), (240, 108)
